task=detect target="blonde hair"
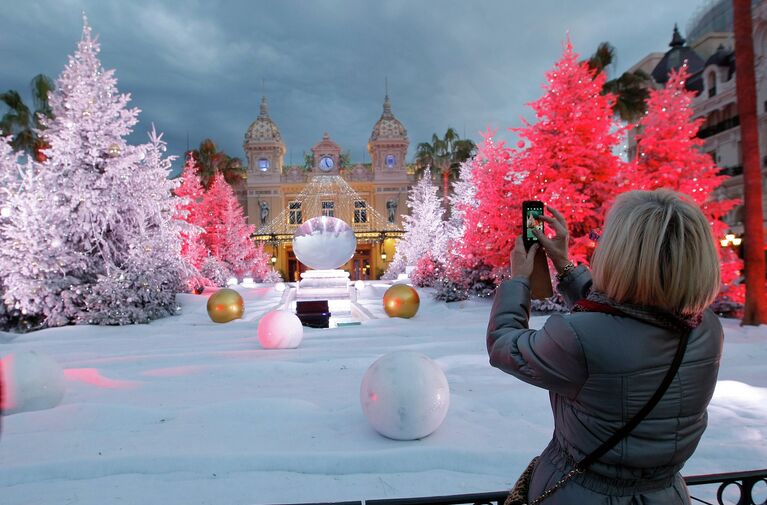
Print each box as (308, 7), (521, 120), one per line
(591, 190), (720, 315)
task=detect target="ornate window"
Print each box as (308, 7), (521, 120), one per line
(354, 200), (368, 223)
(259, 158), (270, 171)
(321, 201), (334, 217)
(288, 201), (302, 225)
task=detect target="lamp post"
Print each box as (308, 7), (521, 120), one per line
(380, 251), (387, 262)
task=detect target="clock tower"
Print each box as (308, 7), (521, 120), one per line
(310, 132), (342, 175)
(368, 93), (409, 181)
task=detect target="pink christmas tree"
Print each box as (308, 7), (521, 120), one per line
(200, 173), (271, 280)
(458, 131), (518, 270)
(0, 17), (183, 327)
(630, 65), (742, 303)
(513, 39), (625, 265)
(174, 153), (208, 283)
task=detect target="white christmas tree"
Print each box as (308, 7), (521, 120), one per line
(0, 17), (183, 327)
(384, 168), (448, 278)
(0, 136), (26, 328)
(447, 159), (478, 245)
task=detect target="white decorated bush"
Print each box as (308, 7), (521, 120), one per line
(257, 310), (304, 349)
(360, 351), (450, 440)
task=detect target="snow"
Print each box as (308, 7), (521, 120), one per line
(0, 284), (765, 505)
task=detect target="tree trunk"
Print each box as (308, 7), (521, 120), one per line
(733, 0), (767, 325)
(443, 169), (450, 207)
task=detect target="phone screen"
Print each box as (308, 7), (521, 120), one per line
(523, 201), (544, 249)
(526, 209), (543, 240)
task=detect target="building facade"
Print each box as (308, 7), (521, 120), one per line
(242, 95), (413, 281)
(628, 0), (767, 240)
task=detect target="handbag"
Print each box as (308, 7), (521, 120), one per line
(503, 301), (691, 505)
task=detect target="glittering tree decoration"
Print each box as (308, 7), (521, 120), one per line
(512, 39), (624, 265)
(0, 137), (27, 328)
(175, 153), (209, 286)
(199, 173), (272, 280)
(458, 131), (519, 270)
(630, 65), (742, 303)
(385, 168), (448, 280)
(447, 159), (478, 245)
(0, 17), (183, 328)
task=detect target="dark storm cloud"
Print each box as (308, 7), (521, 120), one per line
(1, 0), (704, 171)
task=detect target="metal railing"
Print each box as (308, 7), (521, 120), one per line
(269, 469), (767, 505)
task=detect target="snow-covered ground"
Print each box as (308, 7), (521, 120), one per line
(0, 283), (765, 505)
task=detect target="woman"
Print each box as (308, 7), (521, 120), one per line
(487, 190), (723, 504)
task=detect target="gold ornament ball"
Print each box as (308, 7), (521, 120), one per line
(383, 284), (420, 319)
(206, 288), (244, 323)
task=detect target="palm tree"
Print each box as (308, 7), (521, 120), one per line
(415, 127), (476, 205)
(732, 0), (767, 325)
(189, 138), (244, 188)
(0, 74), (54, 159)
(586, 42), (650, 122)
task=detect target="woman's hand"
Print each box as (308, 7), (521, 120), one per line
(534, 206), (572, 273)
(510, 236), (539, 279)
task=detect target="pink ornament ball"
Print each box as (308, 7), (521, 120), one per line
(257, 310), (304, 349)
(517, 140), (525, 149)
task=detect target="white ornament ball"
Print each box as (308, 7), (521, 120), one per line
(292, 216), (356, 270)
(258, 310), (304, 349)
(0, 206), (11, 218)
(1, 351), (66, 415)
(274, 282), (286, 292)
(354, 280), (365, 291)
(360, 351), (450, 440)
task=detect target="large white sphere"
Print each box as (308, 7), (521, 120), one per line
(360, 351), (450, 440)
(1, 351), (66, 415)
(258, 310), (304, 349)
(292, 216), (356, 270)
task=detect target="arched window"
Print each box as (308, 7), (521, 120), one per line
(707, 71), (717, 97)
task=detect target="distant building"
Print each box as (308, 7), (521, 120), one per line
(627, 0), (767, 239)
(242, 94), (413, 281)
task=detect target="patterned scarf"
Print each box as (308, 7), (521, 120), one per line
(573, 291), (703, 333)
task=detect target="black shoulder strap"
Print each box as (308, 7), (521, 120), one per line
(576, 325), (690, 471)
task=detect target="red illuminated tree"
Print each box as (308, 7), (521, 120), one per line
(512, 39), (625, 266)
(630, 64), (742, 303)
(174, 153), (208, 275)
(199, 173), (271, 279)
(458, 131), (519, 270)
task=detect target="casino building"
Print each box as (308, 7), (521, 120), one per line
(242, 94), (414, 281)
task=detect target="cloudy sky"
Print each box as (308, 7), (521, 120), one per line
(1, 0), (709, 171)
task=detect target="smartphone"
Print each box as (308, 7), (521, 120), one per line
(522, 200), (544, 250)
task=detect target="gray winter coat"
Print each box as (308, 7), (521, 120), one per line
(486, 265), (723, 504)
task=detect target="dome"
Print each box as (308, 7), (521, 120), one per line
(245, 96), (282, 144)
(651, 24), (704, 85)
(705, 44), (734, 68)
(370, 95), (407, 142)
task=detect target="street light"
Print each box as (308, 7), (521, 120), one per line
(271, 254), (278, 265)
(720, 233), (742, 247)
(381, 252), (387, 262)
